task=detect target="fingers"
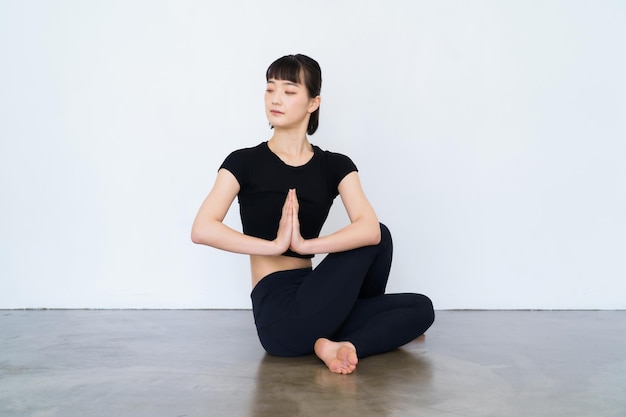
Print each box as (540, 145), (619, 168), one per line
(289, 189), (306, 253)
(290, 189), (300, 230)
(284, 189), (298, 219)
(291, 191), (297, 224)
(292, 188), (299, 213)
(277, 189), (307, 255)
(282, 189), (292, 215)
(274, 190), (295, 253)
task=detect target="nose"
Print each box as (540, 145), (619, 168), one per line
(270, 90), (281, 105)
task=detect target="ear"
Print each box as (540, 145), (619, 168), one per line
(308, 95), (321, 114)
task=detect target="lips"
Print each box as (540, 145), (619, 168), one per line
(270, 110), (284, 115)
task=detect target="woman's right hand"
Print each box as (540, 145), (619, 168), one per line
(273, 189), (294, 253)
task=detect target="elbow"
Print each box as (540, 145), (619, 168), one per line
(355, 217), (381, 246)
(191, 225), (208, 245)
(191, 218), (223, 247)
(371, 229), (382, 246)
(368, 221), (382, 246)
(190, 228), (202, 245)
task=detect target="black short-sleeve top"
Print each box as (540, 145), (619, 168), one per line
(219, 141), (358, 258)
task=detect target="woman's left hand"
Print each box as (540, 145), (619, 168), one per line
(289, 189), (308, 254)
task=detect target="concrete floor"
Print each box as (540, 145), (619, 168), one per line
(1, 310), (625, 417)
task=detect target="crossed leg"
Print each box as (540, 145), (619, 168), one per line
(254, 224), (434, 374)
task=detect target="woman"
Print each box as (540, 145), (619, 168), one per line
(192, 54), (434, 374)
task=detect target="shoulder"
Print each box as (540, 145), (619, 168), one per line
(312, 145), (358, 193)
(219, 142), (267, 184)
(221, 142), (266, 166)
(225, 142), (266, 160)
(313, 145), (358, 171)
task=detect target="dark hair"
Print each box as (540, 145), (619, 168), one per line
(266, 54), (322, 135)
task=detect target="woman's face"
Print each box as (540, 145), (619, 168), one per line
(265, 78), (319, 132)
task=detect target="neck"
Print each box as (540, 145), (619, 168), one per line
(268, 130), (311, 157)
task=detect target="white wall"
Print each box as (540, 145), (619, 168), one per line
(1, 1), (624, 309)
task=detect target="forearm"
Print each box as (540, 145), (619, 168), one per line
(191, 220), (282, 256)
(302, 217), (381, 255)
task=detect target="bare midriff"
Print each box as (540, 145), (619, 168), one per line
(250, 255), (312, 288)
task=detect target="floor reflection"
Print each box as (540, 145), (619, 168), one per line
(250, 343), (434, 417)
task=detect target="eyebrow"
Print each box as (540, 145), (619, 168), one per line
(267, 80), (301, 87)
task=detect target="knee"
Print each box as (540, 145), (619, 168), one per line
(419, 294), (435, 327)
(378, 223), (392, 247)
(411, 293), (435, 330)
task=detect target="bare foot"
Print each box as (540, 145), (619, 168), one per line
(314, 338), (358, 374)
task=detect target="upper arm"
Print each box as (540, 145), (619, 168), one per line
(193, 168), (240, 226)
(337, 171), (378, 224)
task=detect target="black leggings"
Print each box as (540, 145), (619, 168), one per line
(250, 223), (435, 358)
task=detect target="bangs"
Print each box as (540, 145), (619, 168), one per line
(266, 55), (304, 84)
